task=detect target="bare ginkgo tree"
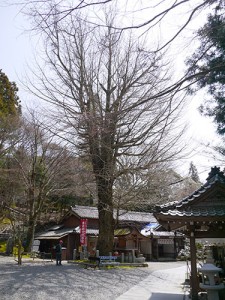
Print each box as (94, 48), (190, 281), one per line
(21, 7), (190, 254)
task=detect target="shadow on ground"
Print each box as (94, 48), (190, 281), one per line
(0, 259), (153, 300)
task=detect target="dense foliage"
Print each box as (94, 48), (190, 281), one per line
(0, 70), (21, 117)
(186, 4), (225, 134)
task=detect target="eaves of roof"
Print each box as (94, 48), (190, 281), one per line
(140, 228), (183, 238)
(35, 228), (74, 240)
(158, 207), (225, 218)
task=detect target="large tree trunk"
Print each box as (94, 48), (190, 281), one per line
(96, 178), (114, 255)
(24, 217), (37, 252)
(97, 204), (114, 255)
(24, 187), (37, 253)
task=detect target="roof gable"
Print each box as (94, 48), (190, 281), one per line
(154, 167), (225, 231)
(157, 167), (225, 213)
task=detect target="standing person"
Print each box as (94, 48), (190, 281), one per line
(55, 240), (63, 266)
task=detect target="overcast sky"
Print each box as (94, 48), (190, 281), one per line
(0, 2), (223, 182)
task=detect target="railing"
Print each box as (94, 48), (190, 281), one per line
(39, 252), (53, 261)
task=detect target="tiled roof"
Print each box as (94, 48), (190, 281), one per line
(118, 210), (157, 223)
(155, 167), (225, 219)
(35, 226), (100, 239)
(36, 226), (133, 238)
(71, 205), (99, 219)
(157, 183), (214, 212)
(71, 205), (157, 223)
(35, 228), (74, 239)
(161, 207), (225, 217)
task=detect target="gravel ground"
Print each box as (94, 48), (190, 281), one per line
(0, 256), (186, 300)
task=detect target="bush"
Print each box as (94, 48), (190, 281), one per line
(0, 240), (7, 253)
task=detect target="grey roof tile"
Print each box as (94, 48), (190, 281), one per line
(160, 207), (225, 217)
(71, 205), (156, 223)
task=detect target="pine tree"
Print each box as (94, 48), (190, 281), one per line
(188, 162), (200, 183)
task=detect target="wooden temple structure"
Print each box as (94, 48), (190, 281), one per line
(154, 167), (225, 299)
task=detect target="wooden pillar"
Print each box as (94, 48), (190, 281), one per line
(154, 238), (159, 260)
(190, 233), (198, 300)
(174, 231), (177, 259)
(150, 232), (153, 260)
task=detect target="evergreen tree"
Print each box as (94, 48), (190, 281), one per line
(188, 162), (200, 183)
(0, 69), (21, 117)
(0, 70), (21, 156)
(186, 4), (225, 134)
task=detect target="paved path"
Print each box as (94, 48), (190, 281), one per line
(0, 256), (189, 300)
(116, 263), (189, 300)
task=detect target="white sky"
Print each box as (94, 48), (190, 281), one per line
(0, 5), (30, 83)
(0, 2), (223, 183)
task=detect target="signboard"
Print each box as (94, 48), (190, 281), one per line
(80, 219), (88, 246)
(31, 240), (40, 252)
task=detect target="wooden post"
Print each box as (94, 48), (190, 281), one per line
(150, 232), (153, 260)
(190, 233), (198, 300)
(131, 249), (135, 263)
(156, 239), (159, 260)
(174, 231), (177, 259)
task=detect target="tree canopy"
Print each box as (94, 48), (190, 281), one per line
(186, 3), (225, 134)
(0, 69), (21, 118)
